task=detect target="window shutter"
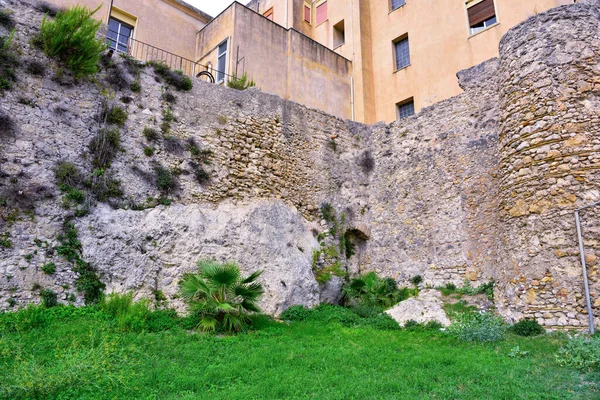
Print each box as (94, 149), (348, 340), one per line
(304, 5), (311, 22)
(468, 0), (495, 26)
(316, 2), (327, 25)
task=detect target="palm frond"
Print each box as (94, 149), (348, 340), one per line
(241, 299), (261, 313)
(179, 274), (211, 301)
(199, 316), (218, 332)
(242, 270), (263, 284)
(201, 262), (240, 288)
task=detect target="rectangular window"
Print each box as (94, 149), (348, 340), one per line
(264, 7), (273, 20)
(316, 1), (327, 25)
(333, 20), (345, 48)
(216, 40), (228, 84)
(107, 18), (134, 53)
(391, 0), (406, 11)
(304, 5), (311, 23)
(394, 36), (410, 70)
(396, 99), (415, 120)
(467, 0), (497, 35)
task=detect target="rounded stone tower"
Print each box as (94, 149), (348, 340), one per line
(496, 1), (600, 328)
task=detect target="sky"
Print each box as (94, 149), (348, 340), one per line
(186, 0), (247, 17)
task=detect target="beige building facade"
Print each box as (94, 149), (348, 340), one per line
(48, 0), (211, 63)
(49, 0), (577, 123)
(247, 0), (577, 123)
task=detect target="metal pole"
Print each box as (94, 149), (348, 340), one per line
(575, 210), (595, 334)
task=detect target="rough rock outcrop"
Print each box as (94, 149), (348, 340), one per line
(385, 290), (451, 327)
(77, 200), (321, 315)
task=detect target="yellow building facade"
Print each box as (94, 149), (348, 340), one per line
(248, 0), (576, 123)
(48, 0), (211, 63)
(49, 0), (577, 123)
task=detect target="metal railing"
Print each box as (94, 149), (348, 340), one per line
(105, 30), (237, 82)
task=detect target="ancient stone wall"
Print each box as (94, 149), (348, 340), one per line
(1, 0), (600, 328)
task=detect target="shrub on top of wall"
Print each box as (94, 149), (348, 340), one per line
(227, 73), (256, 90)
(148, 60), (192, 91)
(38, 5), (106, 78)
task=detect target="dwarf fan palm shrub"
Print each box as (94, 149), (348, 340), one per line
(343, 272), (411, 310)
(179, 260), (263, 332)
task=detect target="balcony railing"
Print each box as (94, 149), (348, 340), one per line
(105, 30), (235, 82)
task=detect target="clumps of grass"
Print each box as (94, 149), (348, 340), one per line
(439, 280), (495, 300)
(162, 107), (175, 122)
(154, 165), (177, 194)
(143, 146), (155, 156)
(54, 161), (83, 189)
(40, 289), (58, 308)
(227, 72), (256, 90)
(143, 127), (159, 141)
(509, 319), (545, 337)
(25, 59), (46, 76)
(217, 115), (227, 125)
(84, 168), (123, 202)
(38, 5), (106, 78)
(56, 220), (105, 304)
(357, 150), (375, 174)
(18, 97), (37, 107)
(130, 79), (141, 92)
(320, 203), (335, 223)
(446, 312), (506, 342)
(0, 233), (11, 248)
(147, 60), (192, 91)
(41, 262), (56, 275)
(0, 30), (18, 91)
(410, 275), (423, 287)
(89, 127), (121, 168)
(160, 120), (171, 134)
(162, 91), (176, 103)
(281, 304), (400, 331)
(163, 135), (184, 154)
(100, 104), (128, 126)
(186, 138), (212, 162)
(194, 167), (210, 185)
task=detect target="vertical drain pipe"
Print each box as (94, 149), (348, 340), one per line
(575, 204), (597, 334)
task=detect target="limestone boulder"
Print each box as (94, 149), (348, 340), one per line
(77, 199), (321, 316)
(385, 289), (451, 327)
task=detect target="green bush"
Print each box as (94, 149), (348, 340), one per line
(148, 61), (192, 91)
(510, 319), (545, 337)
(281, 305), (313, 321)
(143, 127), (159, 141)
(39, 6), (106, 78)
(446, 312), (506, 342)
(155, 165), (176, 193)
(410, 275), (423, 286)
(179, 260), (263, 332)
(53, 161), (82, 189)
(227, 73), (256, 90)
(143, 146), (155, 156)
(41, 262), (56, 275)
(40, 289), (58, 308)
(105, 106), (128, 126)
(556, 336), (600, 372)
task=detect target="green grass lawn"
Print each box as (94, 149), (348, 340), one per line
(0, 311), (598, 400)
